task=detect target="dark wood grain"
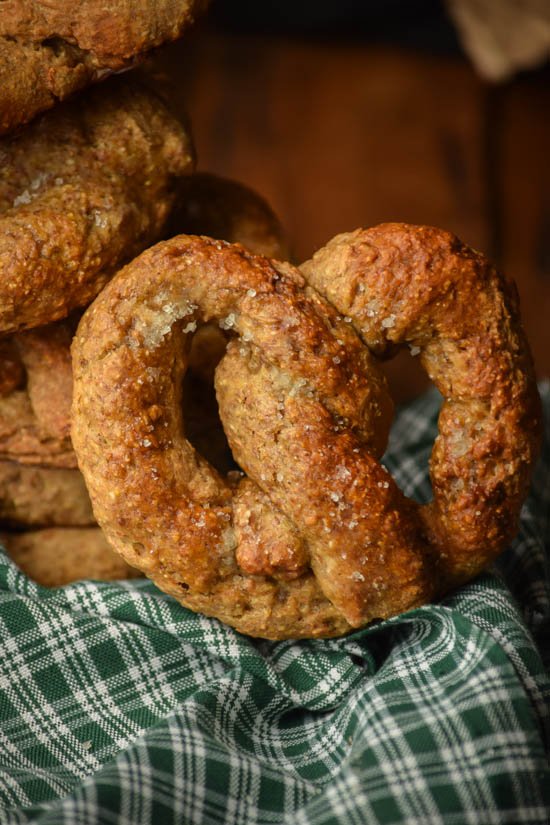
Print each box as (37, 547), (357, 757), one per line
(494, 73), (550, 387)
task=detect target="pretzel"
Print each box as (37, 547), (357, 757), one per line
(0, 462), (94, 527)
(72, 227), (540, 638)
(1, 528), (142, 587)
(0, 320), (76, 467)
(0, 0), (209, 135)
(0, 76), (194, 334)
(299, 225), (542, 588)
(72, 235), (390, 638)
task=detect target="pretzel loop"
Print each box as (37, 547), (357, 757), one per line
(72, 228), (541, 639)
(300, 224), (542, 587)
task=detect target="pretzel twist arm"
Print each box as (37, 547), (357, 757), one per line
(300, 224), (542, 586)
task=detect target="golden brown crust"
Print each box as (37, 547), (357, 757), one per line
(0, 461), (94, 527)
(0, 391), (75, 468)
(1, 527), (141, 586)
(0, 321), (75, 467)
(0, 76), (194, 333)
(0, 0), (209, 135)
(0, 37), (100, 138)
(15, 320), (76, 443)
(71, 228), (541, 639)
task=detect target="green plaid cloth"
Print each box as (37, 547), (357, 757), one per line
(1, 385), (549, 825)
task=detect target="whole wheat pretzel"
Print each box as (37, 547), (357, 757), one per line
(0, 77), (193, 334)
(0, 461), (94, 527)
(71, 227), (541, 639)
(1, 528), (142, 587)
(300, 224), (542, 588)
(0, 0), (209, 135)
(0, 320), (77, 468)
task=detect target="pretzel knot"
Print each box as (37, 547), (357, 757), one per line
(72, 226), (541, 639)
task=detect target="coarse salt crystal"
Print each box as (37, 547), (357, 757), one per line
(336, 465), (351, 480)
(219, 313), (236, 330)
(13, 190), (32, 207)
(92, 210), (109, 229)
(30, 172), (48, 190)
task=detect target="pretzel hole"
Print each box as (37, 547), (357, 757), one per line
(41, 37), (80, 63)
(379, 346), (430, 406)
(378, 346), (438, 504)
(182, 323), (240, 475)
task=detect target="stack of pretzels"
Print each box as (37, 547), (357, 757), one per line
(0, 6), (542, 638)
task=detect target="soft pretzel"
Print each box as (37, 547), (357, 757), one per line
(0, 320), (76, 467)
(1, 528), (142, 587)
(72, 236), (393, 638)
(0, 0), (209, 135)
(0, 461), (94, 527)
(0, 76), (194, 334)
(72, 227), (540, 638)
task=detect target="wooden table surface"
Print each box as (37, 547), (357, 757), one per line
(153, 26), (550, 403)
